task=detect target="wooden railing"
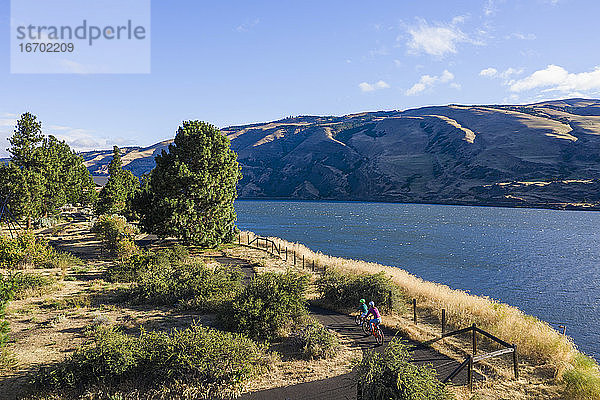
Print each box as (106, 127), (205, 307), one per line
(238, 232), (327, 273)
(431, 323), (519, 390)
(237, 232), (520, 390)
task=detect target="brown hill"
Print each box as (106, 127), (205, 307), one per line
(81, 98), (600, 209)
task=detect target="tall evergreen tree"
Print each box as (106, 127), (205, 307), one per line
(136, 121), (241, 246)
(0, 113), (97, 228)
(96, 146), (140, 218)
(9, 112), (43, 169)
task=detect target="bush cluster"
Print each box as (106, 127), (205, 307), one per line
(316, 268), (400, 313)
(0, 232), (60, 269)
(131, 259), (244, 310)
(91, 214), (139, 259)
(356, 337), (454, 400)
(36, 324), (268, 399)
(1, 271), (54, 299)
(291, 319), (340, 360)
(105, 244), (189, 283)
(219, 271), (309, 341)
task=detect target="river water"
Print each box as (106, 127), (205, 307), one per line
(235, 200), (600, 359)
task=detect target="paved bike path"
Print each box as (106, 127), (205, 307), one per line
(208, 254), (482, 400)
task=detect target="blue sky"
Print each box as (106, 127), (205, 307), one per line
(0, 0), (599, 155)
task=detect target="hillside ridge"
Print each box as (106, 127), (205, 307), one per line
(81, 98), (600, 210)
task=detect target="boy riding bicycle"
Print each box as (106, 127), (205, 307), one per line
(358, 298), (368, 320)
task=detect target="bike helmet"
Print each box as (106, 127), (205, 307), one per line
(368, 301), (375, 307)
(360, 299), (366, 304)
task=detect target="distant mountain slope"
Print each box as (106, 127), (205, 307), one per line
(81, 98), (600, 209)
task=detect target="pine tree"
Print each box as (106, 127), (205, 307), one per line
(9, 112), (43, 169)
(136, 121), (241, 246)
(96, 146), (140, 218)
(0, 113), (97, 228)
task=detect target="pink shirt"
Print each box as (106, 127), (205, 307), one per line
(368, 306), (381, 319)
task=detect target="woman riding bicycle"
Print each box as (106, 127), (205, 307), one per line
(366, 301), (382, 328)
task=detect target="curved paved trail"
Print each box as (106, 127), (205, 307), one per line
(205, 253), (483, 400)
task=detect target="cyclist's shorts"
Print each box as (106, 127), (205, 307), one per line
(370, 318), (381, 326)
(360, 312), (368, 318)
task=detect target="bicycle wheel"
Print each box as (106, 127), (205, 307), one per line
(362, 320), (371, 335)
(355, 314), (362, 326)
(375, 327), (384, 345)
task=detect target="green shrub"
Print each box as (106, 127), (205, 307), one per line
(563, 353), (600, 400)
(356, 337), (454, 400)
(1, 271), (54, 299)
(91, 214), (139, 258)
(0, 232), (59, 269)
(316, 269), (401, 313)
(292, 319), (340, 360)
(130, 258), (243, 310)
(219, 271), (309, 341)
(105, 244), (189, 283)
(36, 324), (268, 399)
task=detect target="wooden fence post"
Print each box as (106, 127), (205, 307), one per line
(412, 299), (417, 324)
(294, 251), (296, 266)
(441, 309), (446, 336)
(302, 255), (305, 269)
(467, 355), (473, 391)
(512, 344), (519, 379)
(285, 247), (288, 261)
(387, 290), (393, 312)
(472, 324), (477, 355)
(312, 260), (315, 271)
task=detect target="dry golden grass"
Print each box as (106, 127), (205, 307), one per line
(239, 231), (600, 398)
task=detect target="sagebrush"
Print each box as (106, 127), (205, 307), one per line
(356, 337), (454, 400)
(219, 270), (309, 341)
(35, 324), (268, 399)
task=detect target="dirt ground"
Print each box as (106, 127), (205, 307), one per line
(0, 222), (360, 400)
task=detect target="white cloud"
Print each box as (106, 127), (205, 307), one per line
(236, 18), (260, 33)
(509, 65), (600, 93)
(405, 19), (470, 57)
(440, 70), (454, 82)
(506, 32), (536, 40)
(480, 67), (498, 77)
(359, 80), (390, 92)
(0, 116), (136, 156)
(405, 70), (455, 95)
(480, 67), (523, 81)
(484, 0), (498, 16)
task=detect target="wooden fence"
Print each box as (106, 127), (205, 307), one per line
(238, 232), (520, 390)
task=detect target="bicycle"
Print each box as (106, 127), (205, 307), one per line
(355, 313), (367, 326)
(362, 319), (384, 345)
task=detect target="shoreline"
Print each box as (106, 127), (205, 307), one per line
(235, 197), (600, 213)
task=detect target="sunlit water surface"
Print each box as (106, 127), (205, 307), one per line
(235, 200), (600, 359)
